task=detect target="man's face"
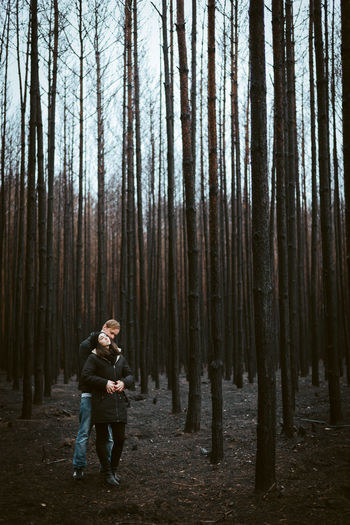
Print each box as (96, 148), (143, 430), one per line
(102, 325), (120, 340)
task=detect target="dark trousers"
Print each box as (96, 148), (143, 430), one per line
(95, 421), (125, 470)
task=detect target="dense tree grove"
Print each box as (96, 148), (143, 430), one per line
(0, 0), (348, 491)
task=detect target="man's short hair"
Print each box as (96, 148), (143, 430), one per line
(104, 319), (120, 330)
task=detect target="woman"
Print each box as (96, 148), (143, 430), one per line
(81, 331), (134, 486)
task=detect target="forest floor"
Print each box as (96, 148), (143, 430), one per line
(0, 369), (349, 525)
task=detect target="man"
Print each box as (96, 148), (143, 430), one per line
(72, 319), (120, 480)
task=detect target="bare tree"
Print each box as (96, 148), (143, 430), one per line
(133, 0), (147, 393)
(309, 0), (320, 387)
(94, 2), (107, 324)
(272, 0), (294, 436)
(45, 0), (59, 397)
(341, 0), (350, 383)
(176, 0), (201, 430)
(160, 0), (180, 410)
(75, 0), (84, 355)
(314, 0), (342, 424)
(208, 0), (223, 464)
(249, 0), (276, 491)
(22, 0), (39, 419)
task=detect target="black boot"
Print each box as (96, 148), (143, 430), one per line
(104, 467), (119, 487)
(111, 468), (121, 483)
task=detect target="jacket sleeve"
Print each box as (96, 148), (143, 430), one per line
(120, 357), (134, 389)
(78, 332), (99, 374)
(81, 355), (108, 391)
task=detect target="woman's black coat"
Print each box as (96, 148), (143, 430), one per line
(81, 352), (134, 424)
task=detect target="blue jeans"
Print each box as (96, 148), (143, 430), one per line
(73, 395), (113, 469)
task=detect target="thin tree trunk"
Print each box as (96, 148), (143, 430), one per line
(314, 0), (342, 424)
(176, 0), (201, 431)
(272, 0), (294, 436)
(234, 0), (244, 389)
(22, 0), (39, 419)
(341, 0), (350, 383)
(309, 0), (320, 386)
(120, 12), (128, 349)
(44, 0), (58, 396)
(0, 3), (10, 352)
(133, 0), (147, 394)
(208, 0), (223, 464)
(13, 0), (29, 390)
(285, 0), (299, 394)
(249, 0), (276, 491)
(76, 0), (83, 356)
(161, 0), (180, 411)
(230, 0), (238, 385)
(95, 5), (107, 324)
(126, 0), (137, 374)
(33, 42), (46, 404)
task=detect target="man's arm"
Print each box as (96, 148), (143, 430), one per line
(78, 332), (99, 374)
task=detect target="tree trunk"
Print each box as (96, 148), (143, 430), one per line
(33, 43), (46, 404)
(126, 0), (137, 374)
(161, 0), (180, 412)
(208, 0), (223, 464)
(285, 0), (298, 394)
(22, 0), (39, 419)
(272, 0), (294, 436)
(249, 0), (276, 491)
(75, 0), (83, 356)
(45, 0), (58, 397)
(309, 0), (320, 387)
(341, 0), (350, 383)
(13, 1), (30, 390)
(0, 4), (10, 354)
(176, 0), (201, 431)
(314, 0), (342, 424)
(133, 0), (148, 394)
(95, 5), (107, 324)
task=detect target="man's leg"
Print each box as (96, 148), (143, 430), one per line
(72, 396), (92, 478)
(107, 425), (114, 462)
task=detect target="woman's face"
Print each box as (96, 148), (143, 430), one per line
(98, 333), (111, 347)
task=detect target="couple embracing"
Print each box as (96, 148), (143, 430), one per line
(72, 319), (134, 487)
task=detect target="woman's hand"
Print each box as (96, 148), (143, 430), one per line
(114, 380), (125, 392)
(106, 380), (116, 394)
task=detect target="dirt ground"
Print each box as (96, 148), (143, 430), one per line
(0, 369), (349, 525)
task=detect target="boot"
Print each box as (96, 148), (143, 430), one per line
(104, 467), (119, 487)
(111, 468), (121, 483)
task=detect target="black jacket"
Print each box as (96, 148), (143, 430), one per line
(81, 352), (134, 424)
(78, 332), (100, 392)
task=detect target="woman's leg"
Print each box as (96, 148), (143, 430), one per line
(95, 423), (110, 471)
(110, 422), (126, 470)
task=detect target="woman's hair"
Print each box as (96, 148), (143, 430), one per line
(109, 339), (120, 353)
(95, 342), (112, 361)
(95, 339), (120, 361)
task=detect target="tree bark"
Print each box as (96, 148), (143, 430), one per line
(176, 0), (201, 431)
(341, 0), (350, 383)
(314, 0), (342, 424)
(272, 0), (294, 436)
(22, 0), (39, 419)
(208, 0), (224, 464)
(249, 0), (276, 491)
(133, 0), (148, 394)
(95, 4), (107, 324)
(75, 0), (83, 357)
(309, 0), (320, 387)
